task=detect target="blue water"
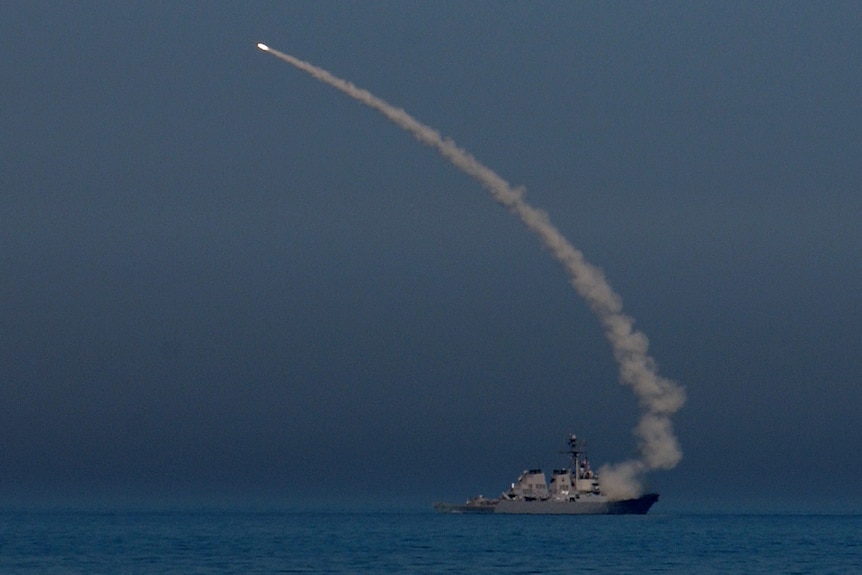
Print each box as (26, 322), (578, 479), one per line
(1, 509), (860, 573)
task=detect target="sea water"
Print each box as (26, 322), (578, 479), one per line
(1, 509), (860, 573)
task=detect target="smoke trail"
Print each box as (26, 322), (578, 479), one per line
(256, 43), (685, 497)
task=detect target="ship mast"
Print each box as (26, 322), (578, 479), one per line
(567, 434), (581, 479)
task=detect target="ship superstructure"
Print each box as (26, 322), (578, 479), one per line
(434, 433), (659, 515)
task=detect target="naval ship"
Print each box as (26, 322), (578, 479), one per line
(434, 433), (659, 515)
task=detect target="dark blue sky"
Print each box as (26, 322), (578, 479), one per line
(2, 2), (860, 510)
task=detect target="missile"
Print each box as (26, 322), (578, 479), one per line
(257, 43), (269, 51)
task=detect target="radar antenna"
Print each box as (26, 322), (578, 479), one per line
(565, 433), (592, 479)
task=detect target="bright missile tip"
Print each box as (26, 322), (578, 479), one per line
(257, 43), (269, 51)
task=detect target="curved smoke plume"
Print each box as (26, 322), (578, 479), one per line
(257, 43), (685, 497)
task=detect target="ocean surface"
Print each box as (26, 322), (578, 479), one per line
(1, 509), (860, 574)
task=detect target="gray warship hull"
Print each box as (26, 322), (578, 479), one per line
(433, 433), (663, 515)
(435, 493), (658, 515)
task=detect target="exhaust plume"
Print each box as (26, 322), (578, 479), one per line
(257, 43), (685, 497)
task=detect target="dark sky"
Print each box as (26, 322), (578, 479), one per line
(2, 2), (860, 510)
